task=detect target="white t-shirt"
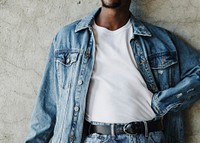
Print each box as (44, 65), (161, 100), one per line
(85, 20), (156, 123)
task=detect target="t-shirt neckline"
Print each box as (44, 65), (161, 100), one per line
(93, 19), (131, 35)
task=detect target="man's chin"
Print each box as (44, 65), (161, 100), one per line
(102, 3), (121, 9)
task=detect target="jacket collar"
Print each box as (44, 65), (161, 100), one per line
(75, 8), (152, 37)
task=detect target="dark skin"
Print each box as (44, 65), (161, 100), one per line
(95, 0), (131, 31)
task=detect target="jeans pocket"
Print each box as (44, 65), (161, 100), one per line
(148, 131), (165, 143)
(84, 133), (107, 143)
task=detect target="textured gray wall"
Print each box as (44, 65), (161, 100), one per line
(0, 0), (200, 143)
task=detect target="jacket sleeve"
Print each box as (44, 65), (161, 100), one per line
(151, 33), (200, 116)
(25, 38), (57, 143)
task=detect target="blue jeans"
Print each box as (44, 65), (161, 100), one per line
(84, 121), (165, 143)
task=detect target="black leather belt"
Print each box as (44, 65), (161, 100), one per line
(87, 119), (163, 136)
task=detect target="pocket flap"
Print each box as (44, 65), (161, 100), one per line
(55, 49), (79, 66)
(148, 52), (177, 69)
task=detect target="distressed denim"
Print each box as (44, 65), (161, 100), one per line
(84, 133), (164, 143)
(25, 8), (200, 143)
(84, 121), (165, 143)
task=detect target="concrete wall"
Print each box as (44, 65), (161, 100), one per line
(0, 0), (200, 142)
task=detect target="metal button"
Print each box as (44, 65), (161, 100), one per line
(70, 135), (76, 141)
(74, 106), (80, 112)
(78, 80), (83, 85)
(85, 52), (90, 58)
(66, 57), (71, 64)
(140, 59), (146, 64)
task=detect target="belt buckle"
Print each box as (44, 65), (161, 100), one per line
(123, 122), (137, 135)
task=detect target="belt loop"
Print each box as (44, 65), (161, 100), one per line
(161, 116), (164, 130)
(143, 121), (148, 137)
(88, 123), (91, 135)
(111, 123), (115, 136)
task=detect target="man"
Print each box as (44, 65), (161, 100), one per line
(25, 0), (200, 143)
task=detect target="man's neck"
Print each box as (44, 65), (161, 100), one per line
(95, 7), (130, 31)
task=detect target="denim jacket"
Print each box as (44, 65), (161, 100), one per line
(25, 8), (200, 143)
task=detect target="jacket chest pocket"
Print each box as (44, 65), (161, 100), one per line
(55, 49), (79, 89)
(148, 52), (177, 90)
